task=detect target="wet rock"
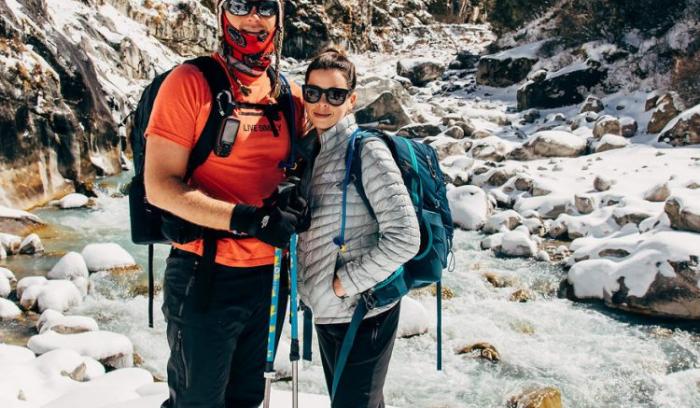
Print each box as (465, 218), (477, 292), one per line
(397, 58), (446, 87)
(643, 182), (671, 202)
(355, 92), (412, 131)
(594, 176), (613, 192)
(507, 387), (563, 408)
(457, 342), (501, 362)
(594, 134), (630, 153)
(19, 233), (44, 255)
(0, 207), (45, 237)
(647, 92), (686, 134)
(509, 289), (536, 302)
(397, 123), (442, 139)
(592, 115), (621, 139)
(483, 272), (518, 288)
(665, 194), (700, 233)
(657, 104), (700, 147)
(517, 60), (606, 111)
(476, 44), (540, 87)
(580, 95), (604, 113)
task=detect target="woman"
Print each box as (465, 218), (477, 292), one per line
(297, 48), (421, 408)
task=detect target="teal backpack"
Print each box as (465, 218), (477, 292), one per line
(303, 127), (454, 401)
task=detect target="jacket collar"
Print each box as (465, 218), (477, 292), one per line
(318, 115), (357, 153)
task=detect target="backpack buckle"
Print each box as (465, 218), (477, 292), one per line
(362, 290), (377, 310)
(216, 90), (235, 116)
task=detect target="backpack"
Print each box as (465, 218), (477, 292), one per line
(127, 56), (298, 327)
(303, 127), (454, 401)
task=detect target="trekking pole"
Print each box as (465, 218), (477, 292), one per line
(263, 182), (296, 408)
(289, 233), (300, 408)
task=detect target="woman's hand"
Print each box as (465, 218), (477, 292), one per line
(333, 275), (347, 297)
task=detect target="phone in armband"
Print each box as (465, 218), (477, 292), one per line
(215, 117), (240, 157)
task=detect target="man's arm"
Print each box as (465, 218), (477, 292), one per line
(144, 135), (234, 231)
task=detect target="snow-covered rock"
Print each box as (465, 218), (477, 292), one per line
(647, 92), (685, 134)
(0, 267), (16, 298)
(0, 207), (45, 236)
(592, 115), (621, 139)
(398, 297), (429, 338)
(19, 234), (44, 255)
(594, 134), (630, 153)
(482, 210), (523, 234)
(565, 230), (700, 319)
(397, 58), (445, 87)
(0, 232), (22, 255)
(517, 60), (607, 110)
(594, 175), (613, 192)
(37, 310), (99, 335)
(429, 137), (471, 160)
(494, 230), (538, 258)
(514, 194), (571, 219)
(658, 103), (700, 147)
(81, 243), (137, 273)
(0, 297), (22, 320)
(664, 191), (700, 233)
(643, 182), (671, 202)
(355, 91), (412, 132)
(580, 95), (604, 113)
(620, 116), (638, 138)
(28, 331), (134, 368)
(522, 131), (587, 158)
(447, 186), (493, 230)
(0, 344), (35, 365)
(476, 41), (543, 87)
(48, 252), (89, 281)
(20, 280), (82, 313)
(16, 276), (47, 299)
(56, 193), (90, 209)
(468, 136), (514, 161)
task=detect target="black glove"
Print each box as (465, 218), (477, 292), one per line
(229, 202), (298, 248)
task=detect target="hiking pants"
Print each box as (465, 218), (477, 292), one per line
(160, 249), (288, 408)
(315, 302), (401, 408)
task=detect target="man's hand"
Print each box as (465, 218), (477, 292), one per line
(230, 199), (300, 248)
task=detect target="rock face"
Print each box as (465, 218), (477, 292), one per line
(0, 1), (125, 209)
(658, 104), (700, 147)
(397, 58), (445, 87)
(517, 61), (607, 111)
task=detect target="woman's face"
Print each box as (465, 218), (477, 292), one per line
(304, 69), (357, 133)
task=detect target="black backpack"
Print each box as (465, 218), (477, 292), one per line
(127, 56), (298, 327)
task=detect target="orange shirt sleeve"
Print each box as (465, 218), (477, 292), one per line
(145, 63), (212, 149)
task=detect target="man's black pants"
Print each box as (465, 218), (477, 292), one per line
(315, 303), (401, 408)
(160, 249), (288, 408)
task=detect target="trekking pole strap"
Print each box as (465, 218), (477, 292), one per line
(302, 305), (313, 361)
(331, 298), (369, 401)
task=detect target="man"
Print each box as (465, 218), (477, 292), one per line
(144, 1), (305, 406)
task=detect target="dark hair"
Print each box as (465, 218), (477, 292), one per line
(304, 46), (357, 90)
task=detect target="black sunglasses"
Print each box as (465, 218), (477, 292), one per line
(302, 85), (352, 107)
(225, 0), (278, 17)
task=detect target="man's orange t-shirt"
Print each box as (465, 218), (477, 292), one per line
(145, 53), (305, 267)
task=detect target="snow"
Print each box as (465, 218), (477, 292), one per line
(57, 194), (90, 209)
(16, 276), (47, 299)
(498, 231), (538, 257)
(81, 243), (137, 272)
(447, 185), (491, 230)
(48, 252), (89, 281)
(0, 233), (22, 254)
(0, 206), (43, 223)
(567, 230), (700, 299)
(0, 344), (35, 365)
(27, 331), (134, 368)
(488, 40), (547, 61)
(482, 210), (523, 234)
(398, 296), (429, 338)
(37, 309), (99, 334)
(0, 297), (22, 319)
(21, 280), (83, 313)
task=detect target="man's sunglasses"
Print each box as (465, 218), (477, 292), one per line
(302, 85), (352, 107)
(225, 0), (279, 18)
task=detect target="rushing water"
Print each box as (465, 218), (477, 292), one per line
(1, 173), (698, 407)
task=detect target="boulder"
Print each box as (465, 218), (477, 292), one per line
(647, 92), (686, 134)
(429, 138), (471, 161)
(19, 233), (44, 255)
(517, 61), (607, 111)
(37, 309), (99, 335)
(657, 104), (700, 147)
(476, 42), (544, 87)
(441, 115), (475, 137)
(450, 49), (480, 69)
(594, 176), (613, 192)
(665, 193), (700, 233)
(396, 58), (445, 87)
(592, 115), (621, 139)
(457, 342), (501, 362)
(397, 123), (441, 139)
(397, 297), (429, 338)
(444, 126), (465, 139)
(81, 243), (137, 273)
(620, 116), (638, 138)
(594, 134), (630, 153)
(0, 298), (21, 320)
(507, 387), (563, 408)
(521, 131), (587, 158)
(580, 95), (604, 113)
(27, 330), (134, 368)
(56, 193), (90, 209)
(494, 231), (537, 258)
(643, 182), (671, 202)
(355, 91), (412, 131)
(48, 252), (90, 280)
(574, 195), (596, 214)
(468, 136), (513, 161)
(0, 233), (22, 255)
(482, 210), (523, 234)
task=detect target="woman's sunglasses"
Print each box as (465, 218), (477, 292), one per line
(225, 0), (279, 18)
(302, 85), (352, 107)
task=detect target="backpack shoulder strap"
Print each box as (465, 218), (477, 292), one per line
(348, 128), (387, 219)
(184, 56), (232, 181)
(275, 73), (299, 170)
